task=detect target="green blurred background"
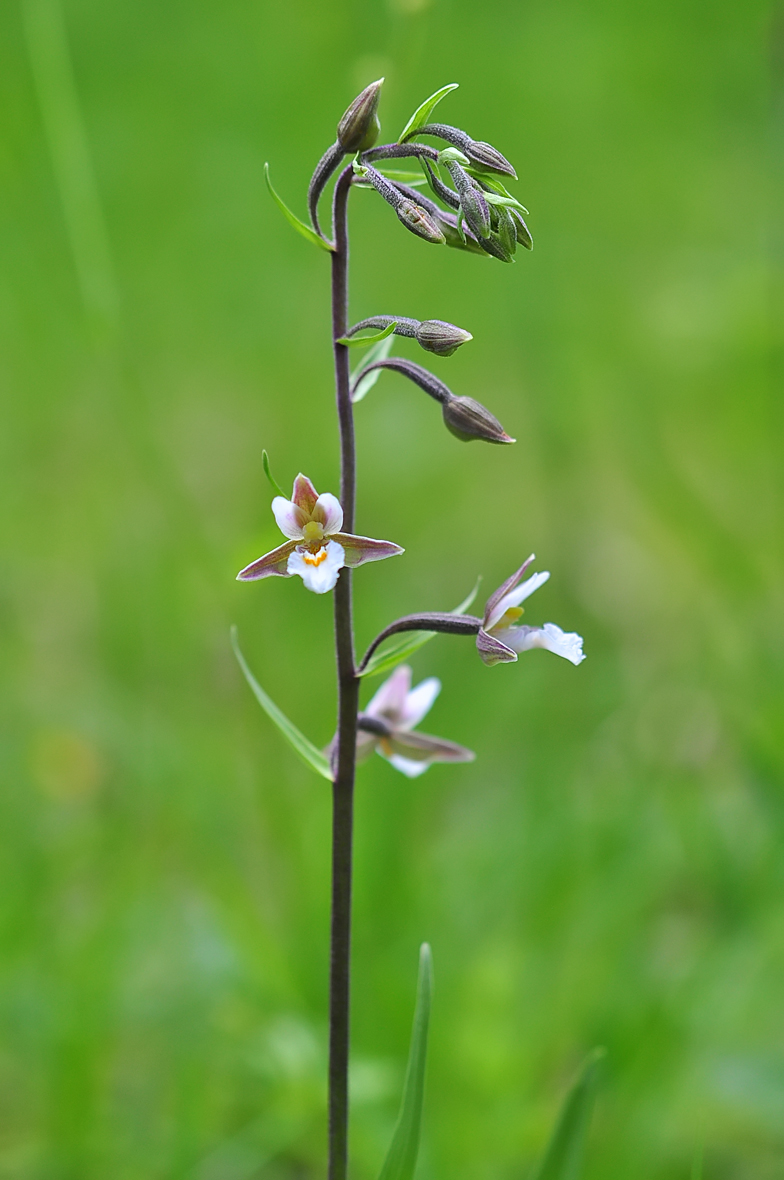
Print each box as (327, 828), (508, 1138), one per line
(1, 0), (782, 1175)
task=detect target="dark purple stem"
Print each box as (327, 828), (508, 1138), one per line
(329, 164), (360, 1180)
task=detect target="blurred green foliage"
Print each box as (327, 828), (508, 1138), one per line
(0, 0), (782, 1176)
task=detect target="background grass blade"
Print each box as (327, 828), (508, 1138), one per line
(532, 1048), (605, 1180)
(378, 944), (433, 1180)
(22, 0), (119, 337)
(264, 163), (334, 252)
(231, 627), (333, 781)
(398, 83), (459, 143)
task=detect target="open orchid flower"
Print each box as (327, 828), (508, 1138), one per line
(356, 665), (475, 778)
(477, 554), (585, 667)
(237, 474), (404, 594)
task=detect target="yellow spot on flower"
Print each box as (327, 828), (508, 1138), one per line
(496, 606), (523, 629)
(303, 547), (328, 567)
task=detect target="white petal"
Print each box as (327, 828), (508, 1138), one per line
(487, 570), (550, 629)
(398, 677), (441, 731)
(364, 665), (412, 721)
(385, 752), (432, 778)
(272, 496), (307, 539)
(287, 540), (345, 594)
(503, 622), (585, 665)
(312, 492), (344, 535)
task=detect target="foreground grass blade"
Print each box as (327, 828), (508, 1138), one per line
(360, 580), (481, 679)
(337, 322), (397, 348)
(264, 163), (334, 252)
(231, 627), (333, 781)
(532, 1048), (605, 1180)
(378, 944), (433, 1180)
(262, 449), (286, 499)
(398, 83), (459, 143)
(351, 335), (395, 403)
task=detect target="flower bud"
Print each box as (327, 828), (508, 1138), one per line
(495, 207), (518, 256)
(337, 79), (383, 152)
(442, 395), (515, 444)
(415, 319), (473, 356)
(396, 200), (446, 244)
(510, 208), (533, 250)
(465, 140), (517, 179)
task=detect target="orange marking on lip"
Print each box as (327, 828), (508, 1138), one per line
(303, 547), (328, 567)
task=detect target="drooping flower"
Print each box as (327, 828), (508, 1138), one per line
(357, 665), (475, 778)
(477, 555), (585, 667)
(237, 474), (403, 595)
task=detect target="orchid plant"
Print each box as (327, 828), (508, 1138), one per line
(233, 80), (589, 1180)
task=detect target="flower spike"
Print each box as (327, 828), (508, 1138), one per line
(477, 556), (585, 666)
(238, 473), (403, 594)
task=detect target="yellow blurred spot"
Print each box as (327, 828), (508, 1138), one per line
(31, 728), (104, 801)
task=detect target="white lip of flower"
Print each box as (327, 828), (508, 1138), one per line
(356, 665), (475, 778)
(237, 473), (404, 594)
(477, 553), (586, 667)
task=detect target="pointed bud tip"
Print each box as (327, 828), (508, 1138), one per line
(442, 395), (513, 444)
(337, 79), (384, 152)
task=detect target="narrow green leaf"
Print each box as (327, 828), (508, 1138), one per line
(359, 580), (481, 679)
(376, 167), (429, 185)
(351, 334), (395, 403)
(464, 168), (530, 213)
(231, 627), (333, 781)
(532, 1049), (605, 1180)
(483, 191), (527, 212)
(378, 944), (433, 1180)
(264, 163), (334, 252)
(262, 450), (286, 499)
(337, 322), (397, 348)
(398, 83), (459, 143)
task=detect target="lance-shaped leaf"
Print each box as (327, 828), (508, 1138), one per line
(265, 164), (334, 252)
(336, 321), (397, 348)
(262, 449), (286, 499)
(531, 1048), (605, 1180)
(231, 627), (333, 781)
(377, 944), (433, 1180)
(351, 334), (395, 403)
(360, 581), (481, 678)
(398, 83), (459, 143)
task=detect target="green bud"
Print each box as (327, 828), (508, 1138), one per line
(465, 140), (517, 179)
(442, 395), (515, 444)
(396, 200), (447, 244)
(415, 319), (473, 356)
(337, 79), (384, 152)
(496, 207), (518, 256)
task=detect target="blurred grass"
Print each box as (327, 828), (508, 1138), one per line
(0, 0), (782, 1176)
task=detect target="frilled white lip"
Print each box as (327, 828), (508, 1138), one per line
(237, 473), (404, 593)
(477, 554), (586, 667)
(357, 665), (475, 778)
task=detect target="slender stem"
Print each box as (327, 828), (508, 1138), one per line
(328, 165), (360, 1180)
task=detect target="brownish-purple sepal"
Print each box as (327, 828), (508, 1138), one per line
(334, 533), (405, 567)
(388, 730), (475, 764)
(236, 539), (296, 581)
(482, 555), (535, 626)
(292, 474), (319, 513)
(476, 628), (518, 666)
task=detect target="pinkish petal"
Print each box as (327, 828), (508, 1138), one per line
(483, 553), (535, 628)
(365, 665), (412, 721)
(272, 496), (308, 539)
(476, 627), (518, 666)
(237, 539), (296, 581)
(312, 492), (344, 534)
(291, 473), (319, 513)
(398, 677), (441, 730)
(333, 533), (404, 567)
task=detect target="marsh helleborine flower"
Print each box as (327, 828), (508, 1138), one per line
(357, 665), (475, 778)
(477, 555), (585, 666)
(237, 474), (403, 595)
